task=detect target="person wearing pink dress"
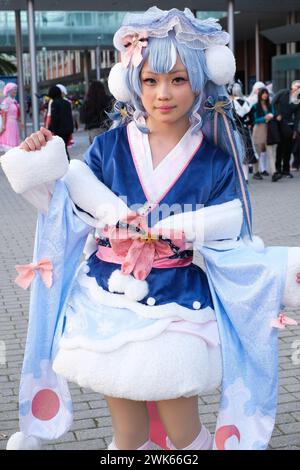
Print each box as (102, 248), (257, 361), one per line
(0, 82), (21, 152)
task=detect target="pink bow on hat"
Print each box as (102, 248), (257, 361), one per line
(121, 31), (148, 68)
(15, 258), (53, 290)
(109, 212), (185, 281)
(270, 313), (298, 329)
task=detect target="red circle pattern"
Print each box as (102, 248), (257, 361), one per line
(31, 389), (60, 421)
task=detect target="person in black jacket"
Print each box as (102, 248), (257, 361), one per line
(80, 81), (111, 144)
(272, 80), (300, 178)
(47, 85), (74, 161)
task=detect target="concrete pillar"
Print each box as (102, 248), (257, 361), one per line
(243, 40), (248, 95)
(83, 50), (89, 95)
(27, 0), (39, 131)
(255, 21), (260, 82)
(15, 10), (26, 139)
(227, 0), (235, 53)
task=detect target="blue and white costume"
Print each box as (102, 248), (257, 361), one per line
(1, 6), (300, 452)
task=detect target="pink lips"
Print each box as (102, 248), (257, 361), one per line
(156, 106), (175, 113)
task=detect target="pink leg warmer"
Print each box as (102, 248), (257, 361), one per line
(166, 425), (213, 450)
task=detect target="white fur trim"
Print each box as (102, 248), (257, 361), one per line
(83, 234), (98, 259)
(22, 181), (55, 213)
(243, 235), (265, 253)
(283, 247), (300, 308)
(108, 62), (131, 103)
(124, 277), (149, 301)
(53, 331), (222, 400)
(154, 199), (243, 245)
(6, 432), (42, 450)
(0, 136), (69, 194)
(63, 160), (130, 226)
(82, 264), (90, 274)
(75, 265), (216, 323)
(108, 270), (149, 302)
(205, 45), (236, 86)
(108, 269), (133, 293)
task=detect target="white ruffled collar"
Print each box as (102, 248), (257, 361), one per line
(127, 120), (203, 206)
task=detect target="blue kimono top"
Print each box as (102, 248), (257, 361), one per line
(84, 121), (237, 312)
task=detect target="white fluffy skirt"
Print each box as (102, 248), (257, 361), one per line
(53, 331), (222, 401)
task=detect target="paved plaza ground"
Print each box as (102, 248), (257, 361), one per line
(0, 128), (300, 450)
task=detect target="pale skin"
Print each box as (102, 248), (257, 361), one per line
(19, 57), (300, 450)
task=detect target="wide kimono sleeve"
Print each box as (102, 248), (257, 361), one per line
(197, 148), (289, 450)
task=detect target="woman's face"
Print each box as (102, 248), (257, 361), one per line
(261, 91), (268, 101)
(10, 88), (17, 98)
(140, 55), (196, 128)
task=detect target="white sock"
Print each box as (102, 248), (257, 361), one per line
(242, 164), (249, 181)
(166, 425), (213, 450)
(259, 152), (268, 172)
(107, 437), (152, 450)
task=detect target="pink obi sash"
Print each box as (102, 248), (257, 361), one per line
(96, 212), (193, 280)
(96, 245), (193, 270)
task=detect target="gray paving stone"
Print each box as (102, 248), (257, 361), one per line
(278, 421), (300, 434)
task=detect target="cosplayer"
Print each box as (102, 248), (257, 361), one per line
(0, 82), (21, 152)
(1, 7), (300, 451)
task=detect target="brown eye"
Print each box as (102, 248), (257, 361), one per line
(173, 77), (187, 84)
(143, 78), (156, 84)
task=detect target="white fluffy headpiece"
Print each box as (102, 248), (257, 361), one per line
(108, 7), (236, 102)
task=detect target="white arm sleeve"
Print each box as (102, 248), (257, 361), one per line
(62, 160), (130, 227)
(1, 136), (69, 193)
(153, 199), (243, 244)
(0, 136), (69, 213)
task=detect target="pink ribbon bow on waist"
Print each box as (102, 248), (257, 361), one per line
(270, 313), (298, 329)
(15, 258), (53, 290)
(108, 212), (185, 281)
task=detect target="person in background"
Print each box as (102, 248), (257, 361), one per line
(229, 82), (258, 184)
(272, 80), (300, 178)
(247, 81), (265, 108)
(252, 88), (281, 182)
(56, 84), (75, 147)
(80, 81), (111, 145)
(46, 85), (74, 161)
(0, 82), (21, 153)
(247, 81), (269, 175)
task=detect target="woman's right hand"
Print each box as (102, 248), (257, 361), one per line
(265, 113), (274, 122)
(20, 127), (52, 152)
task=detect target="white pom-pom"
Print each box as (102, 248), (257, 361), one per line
(108, 62), (131, 102)
(243, 235), (265, 252)
(205, 45), (236, 86)
(124, 278), (149, 301)
(6, 432), (42, 450)
(108, 269), (133, 293)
